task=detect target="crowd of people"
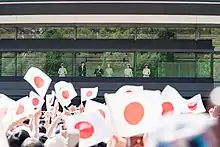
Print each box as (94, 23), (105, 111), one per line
(0, 67), (220, 147)
(58, 62), (151, 77)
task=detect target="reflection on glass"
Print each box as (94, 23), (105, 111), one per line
(214, 53), (220, 81)
(46, 52), (74, 77)
(2, 52), (15, 76)
(0, 51), (213, 78)
(76, 52), (134, 77)
(17, 52), (46, 76)
(196, 53), (211, 77)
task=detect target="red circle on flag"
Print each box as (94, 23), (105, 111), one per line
(188, 102), (197, 111)
(126, 90), (132, 93)
(98, 109), (106, 119)
(34, 76), (44, 88)
(62, 90), (69, 99)
(162, 102), (174, 115)
(86, 91), (93, 97)
(16, 105), (24, 115)
(124, 102), (144, 125)
(74, 121), (94, 139)
(32, 98), (39, 106)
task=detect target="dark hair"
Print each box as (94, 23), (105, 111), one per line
(7, 129), (30, 147)
(39, 133), (48, 144)
(23, 119), (30, 125)
(21, 137), (44, 147)
(39, 125), (46, 134)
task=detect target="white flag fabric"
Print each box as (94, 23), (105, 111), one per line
(65, 111), (112, 147)
(54, 81), (77, 107)
(105, 91), (162, 137)
(81, 87), (98, 102)
(0, 94), (15, 119)
(46, 94), (55, 110)
(115, 85), (144, 95)
(24, 67), (52, 98)
(210, 87), (220, 106)
(183, 94), (206, 114)
(145, 114), (217, 146)
(85, 100), (113, 142)
(7, 96), (35, 122)
(161, 85), (184, 116)
(29, 91), (45, 110)
(0, 122), (9, 147)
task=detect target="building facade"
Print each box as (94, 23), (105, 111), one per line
(0, 0), (219, 103)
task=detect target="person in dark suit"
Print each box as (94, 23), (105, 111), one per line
(78, 62), (86, 77)
(94, 65), (104, 77)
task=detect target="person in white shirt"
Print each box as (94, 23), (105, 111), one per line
(58, 63), (67, 77)
(143, 64), (151, 77)
(105, 64), (113, 77)
(124, 64), (133, 77)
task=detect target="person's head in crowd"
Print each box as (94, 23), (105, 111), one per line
(145, 64), (148, 68)
(39, 125), (46, 134)
(81, 62), (85, 66)
(127, 64), (130, 68)
(61, 63), (64, 68)
(97, 64), (101, 69)
(107, 64), (111, 68)
(39, 133), (48, 144)
(14, 126), (33, 137)
(21, 137), (44, 147)
(44, 135), (66, 147)
(7, 129), (30, 147)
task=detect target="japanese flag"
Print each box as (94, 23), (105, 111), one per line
(105, 91), (162, 137)
(78, 104), (85, 113)
(0, 94), (15, 119)
(54, 81), (77, 107)
(161, 85), (185, 116)
(183, 94), (206, 114)
(24, 67), (52, 98)
(68, 105), (77, 113)
(46, 94), (55, 110)
(81, 87), (98, 102)
(115, 85), (144, 95)
(8, 96), (35, 122)
(65, 111), (112, 147)
(143, 90), (161, 99)
(29, 91), (45, 110)
(0, 123), (9, 147)
(85, 100), (113, 141)
(85, 100), (112, 125)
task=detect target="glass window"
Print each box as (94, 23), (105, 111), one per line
(17, 52), (46, 76)
(76, 52), (134, 77)
(213, 53), (220, 81)
(136, 52), (161, 77)
(157, 52), (196, 77)
(196, 53), (211, 77)
(2, 52), (15, 76)
(45, 52), (74, 77)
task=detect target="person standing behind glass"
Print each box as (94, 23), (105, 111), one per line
(124, 64), (133, 77)
(78, 62), (86, 77)
(58, 63), (67, 77)
(94, 65), (104, 77)
(105, 63), (113, 77)
(143, 64), (151, 77)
